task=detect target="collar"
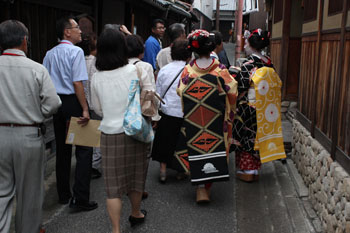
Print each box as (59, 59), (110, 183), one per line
(129, 57), (141, 63)
(191, 58), (219, 73)
(59, 40), (73, 45)
(2, 49), (26, 57)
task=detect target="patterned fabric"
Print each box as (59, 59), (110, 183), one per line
(123, 80), (154, 143)
(100, 132), (149, 198)
(231, 54), (275, 170)
(176, 59), (237, 183)
(252, 67), (286, 163)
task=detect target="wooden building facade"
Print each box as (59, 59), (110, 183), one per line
(268, 0), (350, 171)
(0, 0), (196, 63)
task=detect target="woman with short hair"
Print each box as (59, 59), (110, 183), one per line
(90, 28), (148, 233)
(151, 39), (192, 183)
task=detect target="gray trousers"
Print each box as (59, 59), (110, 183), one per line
(90, 110), (102, 170)
(0, 126), (45, 233)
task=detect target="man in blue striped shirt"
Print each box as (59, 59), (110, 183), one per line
(43, 16), (97, 212)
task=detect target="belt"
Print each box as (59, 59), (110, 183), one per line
(0, 123), (40, 127)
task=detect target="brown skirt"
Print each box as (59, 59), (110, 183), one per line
(100, 132), (149, 198)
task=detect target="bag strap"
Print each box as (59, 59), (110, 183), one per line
(133, 60), (140, 65)
(161, 67), (184, 99)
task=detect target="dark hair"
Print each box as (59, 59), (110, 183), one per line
(76, 32), (96, 56)
(248, 29), (270, 51)
(171, 39), (191, 61)
(187, 29), (215, 56)
(210, 31), (223, 47)
(168, 23), (185, 42)
(95, 28), (128, 71)
(152, 19), (165, 28)
(0, 20), (28, 50)
(56, 16), (73, 40)
(126, 35), (144, 58)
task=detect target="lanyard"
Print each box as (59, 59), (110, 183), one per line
(60, 42), (72, 45)
(2, 53), (24, 57)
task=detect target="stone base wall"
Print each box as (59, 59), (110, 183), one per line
(292, 119), (350, 233)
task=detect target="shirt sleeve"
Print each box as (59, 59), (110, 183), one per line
(138, 62), (156, 91)
(143, 39), (160, 70)
(38, 68), (62, 117)
(72, 49), (89, 82)
(90, 73), (103, 117)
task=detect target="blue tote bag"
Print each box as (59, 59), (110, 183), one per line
(123, 79), (154, 143)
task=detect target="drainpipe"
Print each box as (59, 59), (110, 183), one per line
(234, 0), (244, 64)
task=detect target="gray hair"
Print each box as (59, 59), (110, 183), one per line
(0, 20), (28, 50)
(103, 24), (121, 31)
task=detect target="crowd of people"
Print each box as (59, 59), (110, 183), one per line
(0, 16), (286, 233)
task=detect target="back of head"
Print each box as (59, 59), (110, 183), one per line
(187, 29), (215, 56)
(171, 38), (191, 61)
(125, 34), (144, 58)
(103, 24), (121, 31)
(247, 29), (270, 51)
(168, 23), (185, 42)
(210, 30), (223, 47)
(56, 16), (73, 40)
(76, 32), (96, 56)
(0, 20), (28, 51)
(95, 28), (128, 71)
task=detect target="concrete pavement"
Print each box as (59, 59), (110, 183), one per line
(36, 115), (324, 233)
(10, 43), (324, 233)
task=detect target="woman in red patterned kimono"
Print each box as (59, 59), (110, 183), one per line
(230, 29), (273, 182)
(176, 29), (237, 203)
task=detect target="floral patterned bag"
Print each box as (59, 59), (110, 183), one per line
(123, 79), (154, 143)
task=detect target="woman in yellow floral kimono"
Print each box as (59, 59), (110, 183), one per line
(231, 29), (286, 182)
(176, 29), (237, 203)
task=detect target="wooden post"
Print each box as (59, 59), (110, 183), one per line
(216, 0), (220, 31)
(310, 0), (324, 138)
(279, 0), (291, 99)
(131, 13), (135, 34)
(234, 0), (243, 64)
(330, 0), (348, 160)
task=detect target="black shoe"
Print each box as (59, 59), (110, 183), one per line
(129, 209), (147, 227)
(91, 168), (102, 179)
(69, 197), (98, 211)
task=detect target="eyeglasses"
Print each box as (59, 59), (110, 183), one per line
(66, 25), (80, 30)
(156, 26), (166, 31)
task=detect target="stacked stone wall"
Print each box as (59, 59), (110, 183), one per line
(292, 119), (350, 233)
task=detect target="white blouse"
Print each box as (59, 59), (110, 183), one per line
(156, 60), (185, 118)
(90, 64), (138, 134)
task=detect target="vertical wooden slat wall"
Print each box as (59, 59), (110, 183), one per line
(299, 32), (350, 155)
(270, 39), (281, 74)
(299, 37), (318, 120)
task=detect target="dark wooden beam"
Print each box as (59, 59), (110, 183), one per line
(311, 0), (324, 138)
(331, 0), (348, 160)
(279, 0), (291, 99)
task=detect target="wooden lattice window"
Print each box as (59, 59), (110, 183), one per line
(303, 0), (318, 22)
(273, 0), (283, 23)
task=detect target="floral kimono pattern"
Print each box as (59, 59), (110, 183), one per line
(231, 54), (274, 170)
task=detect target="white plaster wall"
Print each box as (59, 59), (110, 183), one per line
(193, 0), (213, 19)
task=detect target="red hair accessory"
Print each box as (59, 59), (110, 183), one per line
(192, 40), (199, 48)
